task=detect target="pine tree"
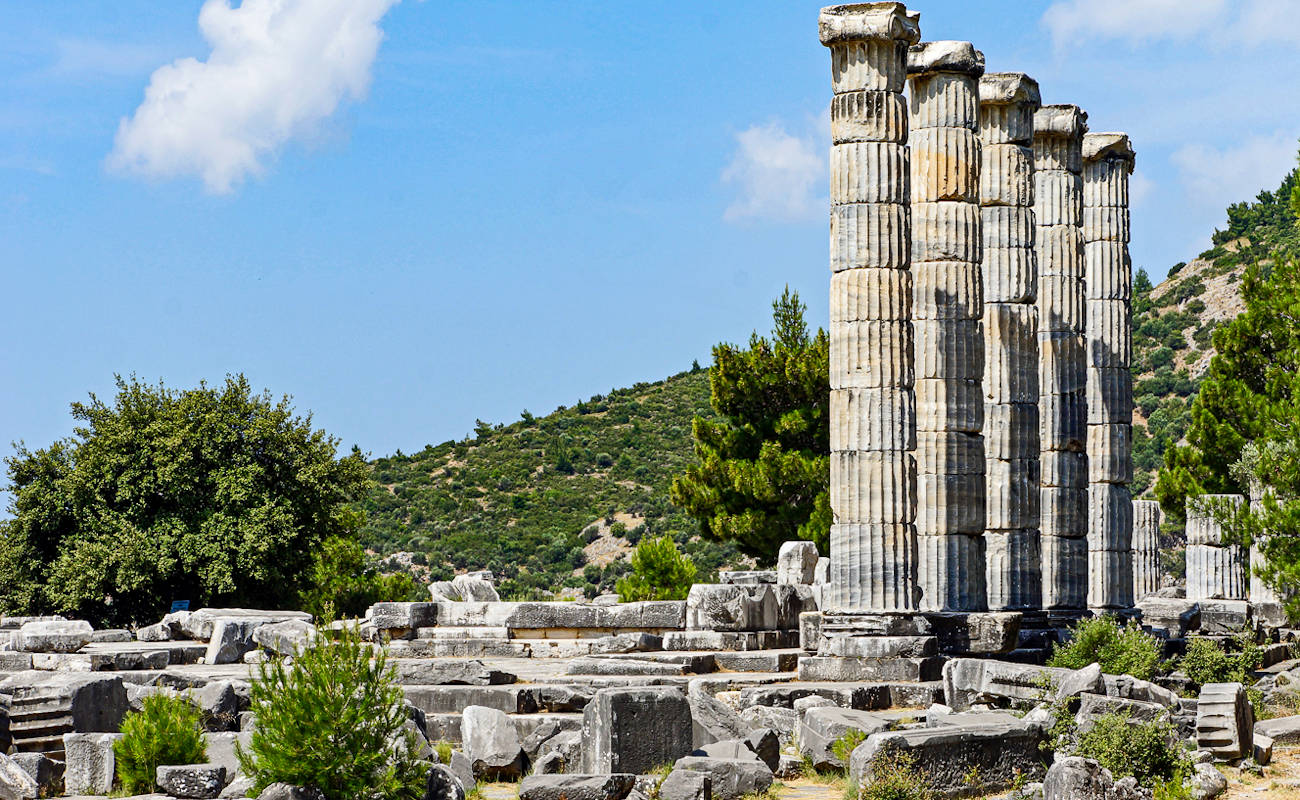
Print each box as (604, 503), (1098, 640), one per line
(670, 288), (829, 562)
(1155, 257), (1300, 520)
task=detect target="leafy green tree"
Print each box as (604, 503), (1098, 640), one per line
(114, 692), (207, 794)
(237, 626), (427, 799)
(615, 535), (697, 601)
(298, 535), (421, 621)
(1155, 258), (1300, 521)
(0, 375), (371, 626)
(671, 288), (830, 561)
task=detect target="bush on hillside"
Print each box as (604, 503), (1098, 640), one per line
(615, 536), (697, 601)
(1047, 615), (1162, 681)
(114, 692), (207, 794)
(237, 626), (427, 799)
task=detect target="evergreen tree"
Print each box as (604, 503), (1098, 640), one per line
(1155, 257), (1300, 521)
(671, 288), (829, 562)
(615, 536), (697, 601)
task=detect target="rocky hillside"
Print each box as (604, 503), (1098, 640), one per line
(1131, 165), (1298, 496)
(355, 367), (743, 600)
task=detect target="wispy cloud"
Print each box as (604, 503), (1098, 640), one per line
(0, 155), (56, 176)
(1171, 132), (1299, 213)
(107, 0), (400, 194)
(1042, 0), (1300, 50)
(722, 122), (823, 223)
(50, 38), (177, 80)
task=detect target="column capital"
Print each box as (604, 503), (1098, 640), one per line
(1033, 104), (1088, 138)
(907, 40), (984, 77)
(1083, 132), (1136, 171)
(979, 72), (1040, 108)
(819, 3), (921, 47)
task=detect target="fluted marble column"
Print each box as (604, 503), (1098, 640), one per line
(1186, 494), (1247, 601)
(822, 2), (922, 613)
(1132, 499), (1162, 600)
(979, 73), (1041, 611)
(1083, 133), (1136, 610)
(1034, 104), (1089, 612)
(1248, 484), (1282, 605)
(907, 40), (987, 612)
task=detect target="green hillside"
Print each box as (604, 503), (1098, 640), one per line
(1130, 165), (1299, 496)
(356, 367), (743, 599)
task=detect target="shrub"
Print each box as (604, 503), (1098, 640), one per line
(1180, 632), (1262, 689)
(299, 536), (421, 621)
(114, 691), (207, 794)
(1047, 615), (1162, 680)
(615, 536), (698, 601)
(1073, 713), (1189, 788)
(237, 626), (427, 799)
(831, 728), (868, 769)
(858, 747), (932, 800)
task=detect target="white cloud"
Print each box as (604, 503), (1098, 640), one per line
(722, 122), (823, 223)
(1042, 0), (1300, 49)
(1042, 0), (1225, 48)
(1171, 132), (1299, 212)
(108, 0), (399, 194)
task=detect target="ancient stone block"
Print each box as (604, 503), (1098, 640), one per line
(828, 38), (910, 94)
(912, 261), (982, 320)
(1086, 366), (1132, 423)
(777, 541), (819, 586)
(985, 530), (1042, 610)
(798, 707), (892, 770)
(14, 620), (92, 654)
(831, 268), (912, 322)
(582, 688), (693, 775)
(1132, 500), (1163, 601)
(671, 757), (772, 800)
(1197, 683), (1253, 761)
(918, 533), (987, 611)
(984, 459), (1040, 530)
(979, 146), (1033, 207)
(830, 203), (910, 272)
(157, 764), (226, 799)
(1041, 450), (1087, 488)
(1186, 544), (1247, 601)
(830, 90), (908, 145)
(831, 388), (914, 454)
(1033, 172), (1083, 227)
(1082, 207), (1130, 243)
(830, 451), (917, 524)
(63, 732), (119, 794)
(912, 202), (981, 263)
(1038, 332), (1087, 393)
(830, 319), (914, 390)
(1040, 487), (1087, 537)
(910, 128), (979, 203)
(983, 405), (1039, 460)
(915, 431), (985, 475)
(982, 246), (1036, 304)
(850, 718), (1046, 796)
(1041, 535), (1088, 608)
(831, 142), (909, 205)
(983, 305), (1037, 403)
(827, 523), (919, 613)
(916, 473), (986, 535)
(1086, 484), (1133, 551)
(1186, 495), (1245, 545)
(1086, 424), (1132, 484)
(915, 377), (982, 433)
(1083, 242), (1132, 300)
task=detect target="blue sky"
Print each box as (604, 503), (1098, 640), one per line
(2, 0), (1299, 466)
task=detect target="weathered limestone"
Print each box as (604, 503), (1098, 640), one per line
(908, 40), (987, 613)
(1196, 682), (1253, 761)
(822, 1), (922, 614)
(777, 541), (820, 585)
(1082, 133), (1136, 611)
(582, 688), (694, 774)
(1132, 500), (1162, 600)
(1034, 104), (1089, 611)
(1186, 495), (1247, 601)
(979, 72), (1041, 611)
